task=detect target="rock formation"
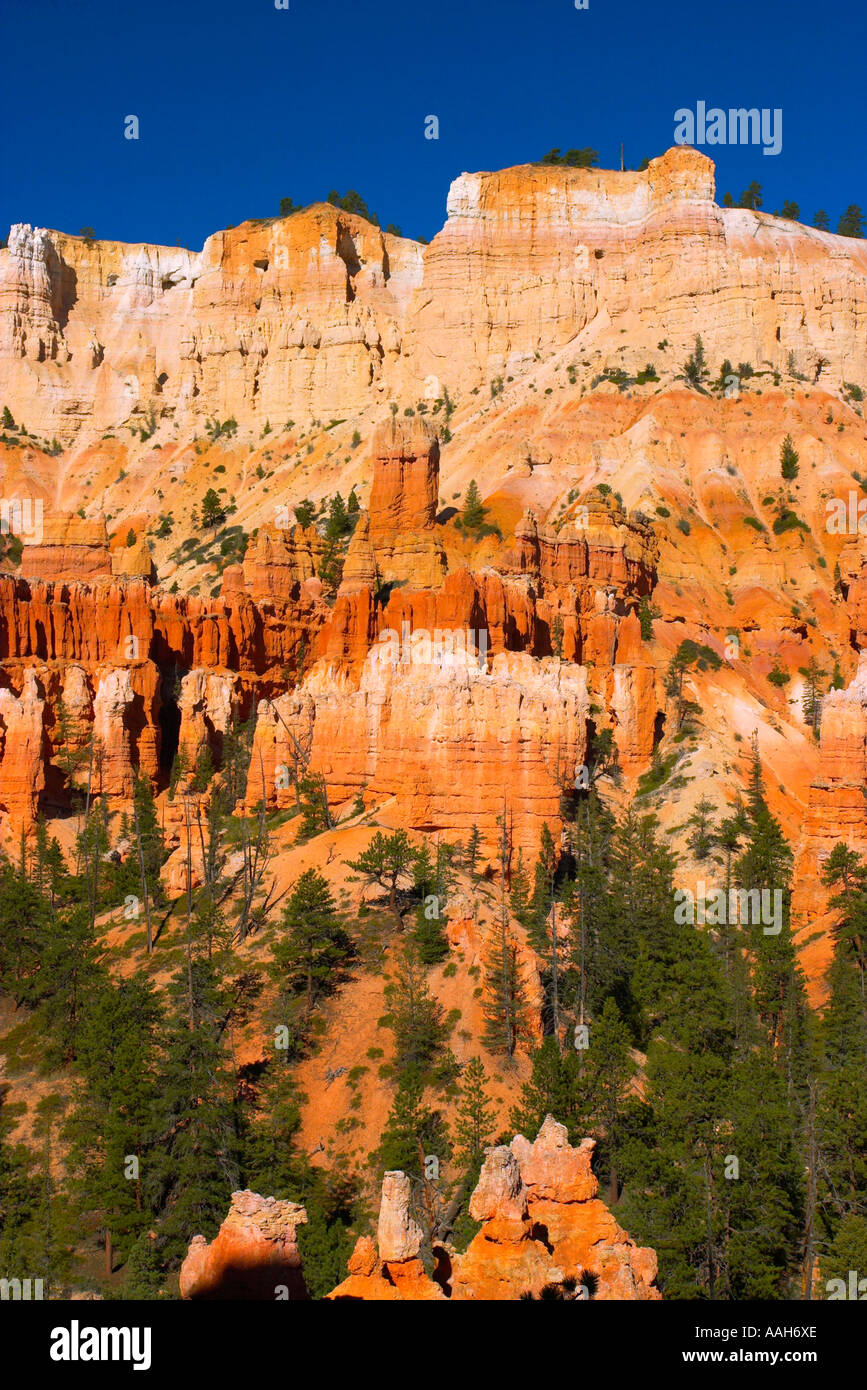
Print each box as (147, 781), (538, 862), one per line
(448, 1117), (659, 1300)
(179, 1190), (309, 1300)
(308, 1117), (658, 1300)
(3, 150), (864, 446)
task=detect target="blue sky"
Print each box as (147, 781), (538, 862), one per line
(1, 0), (864, 248)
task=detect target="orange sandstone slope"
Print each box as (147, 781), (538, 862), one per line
(1, 146), (867, 1017)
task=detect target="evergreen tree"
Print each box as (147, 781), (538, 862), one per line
(453, 1057), (495, 1171)
(240, 1056), (304, 1199)
(151, 962), (240, 1256)
(686, 797), (718, 861)
(412, 898), (449, 965)
(836, 205), (865, 238)
(800, 658), (827, 738)
(734, 740), (808, 1086)
(510, 1037), (581, 1141)
(574, 996), (633, 1203)
(200, 488), (224, 530)
(296, 1171), (358, 1299)
(461, 480), (486, 530)
(293, 498), (316, 529)
(272, 869), (354, 1012)
(638, 595), (654, 641)
(0, 861), (51, 1007)
(465, 824), (482, 882)
(347, 829), (415, 926)
(325, 492), (351, 540)
(509, 850), (535, 929)
(384, 946), (448, 1074)
(375, 1065), (449, 1180)
(739, 182), (763, 210)
(482, 913), (531, 1057)
(780, 434), (800, 480)
(71, 978), (162, 1268)
(117, 1231), (168, 1299)
(37, 902), (105, 1064)
(0, 1084), (40, 1272)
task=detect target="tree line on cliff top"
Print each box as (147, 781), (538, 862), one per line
(0, 721), (864, 1299)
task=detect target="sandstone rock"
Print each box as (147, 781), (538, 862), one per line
(377, 1171), (424, 1263)
(20, 514), (111, 582)
(179, 1190), (309, 1300)
(325, 1120), (660, 1301)
(0, 669), (46, 825)
(450, 1117), (660, 1301)
(367, 415), (446, 588)
(327, 1172), (444, 1301)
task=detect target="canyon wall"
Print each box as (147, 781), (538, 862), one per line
(2, 148), (866, 449)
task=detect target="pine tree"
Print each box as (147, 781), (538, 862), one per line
(734, 739), (808, 1083)
(151, 962), (241, 1256)
(0, 1083), (40, 1271)
(384, 945), (448, 1073)
(272, 869), (354, 1012)
(37, 902), (105, 1064)
(780, 434), (800, 480)
(296, 1172), (357, 1299)
(574, 996), (633, 1203)
(482, 914), (531, 1057)
(71, 978), (162, 1269)
(836, 205), (865, 238)
(800, 658), (827, 738)
(412, 899), (449, 964)
(465, 824), (482, 882)
(0, 861), (51, 1007)
(200, 488), (224, 530)
(563, 788), (617, 1030)
(619, 913), (738, 1298)
(347, 829), (414, 926)
(240, 1055), (304, 1199)
(461, 480), (486, 531)
(117, 1231), (167, 1299)
(529, 823), (557, 949)
(686, 797), (718, 861)
(375, 1065), (449, 1180)
(814, 845), (867, 1282)
(509, 851), (534, 929)
(638, 595), (654, 641)
(325, 492), (351, 539)
(453, 1057), (495, 1171)
(510, 1037), (581, 1140)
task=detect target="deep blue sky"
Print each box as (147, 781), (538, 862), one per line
(1, 0), (864, 248)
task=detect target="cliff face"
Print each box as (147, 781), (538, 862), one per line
(2, 148), (865, 449)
